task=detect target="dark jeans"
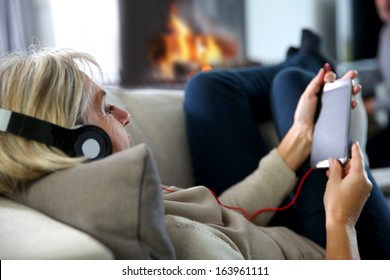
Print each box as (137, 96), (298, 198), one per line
(185, 52), (324, 192)
(366, 121), (390, 168)
(184, 53), (390, 259)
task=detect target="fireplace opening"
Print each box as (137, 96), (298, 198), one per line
(119, 0), (249, 88)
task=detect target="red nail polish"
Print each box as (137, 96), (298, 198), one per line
(323, 63), (331, 72)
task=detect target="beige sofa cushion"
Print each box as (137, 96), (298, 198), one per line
(5, 143), (175, 260)
(106, 88), (195, 188)
(0, 196), (113, 260)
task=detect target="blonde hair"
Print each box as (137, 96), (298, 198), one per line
(0, 46), (101, 192)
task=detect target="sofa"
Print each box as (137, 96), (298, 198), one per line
(1, 87), (389, 259)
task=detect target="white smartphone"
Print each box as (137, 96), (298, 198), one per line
(310, 79), (353, 168)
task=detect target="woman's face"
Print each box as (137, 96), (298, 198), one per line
(84, 81), (132, 153)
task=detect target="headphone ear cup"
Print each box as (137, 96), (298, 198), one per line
(0, 108), (113, 160)
(72, 125), (112, 160)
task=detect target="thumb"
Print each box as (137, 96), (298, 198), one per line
(327, 158), (342, 185)
(304, 68), (326, 98)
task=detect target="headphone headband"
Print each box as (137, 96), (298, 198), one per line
(0, 108), (112, 160)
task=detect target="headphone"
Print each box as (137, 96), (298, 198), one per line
(0, 108), (112, 160)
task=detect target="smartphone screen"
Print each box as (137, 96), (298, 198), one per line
(310, 79), (353, 168)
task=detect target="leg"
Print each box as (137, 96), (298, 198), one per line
(366, 125), (390, 168)
(184, 53), (325, 195)
(184, 68), (270, 194)
(271, 68), (390, 259)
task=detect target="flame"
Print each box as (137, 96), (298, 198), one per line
(148, 3), (236, 80)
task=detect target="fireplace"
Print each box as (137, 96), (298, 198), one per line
(118, 0), (247, 88)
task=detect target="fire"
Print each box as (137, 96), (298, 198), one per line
(148, 3), (237, 81)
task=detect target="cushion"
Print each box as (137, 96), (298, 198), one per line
(0, 196), (113, 260)
(5, 143), (175, 260)
(106, 88), (195, 188)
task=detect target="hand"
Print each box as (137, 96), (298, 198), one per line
(324, 141), (371, 260)
(324, 142), (372, 228)
(293, 69), (361, 137)
(338, 70), (362, 110)
(278, 67), (361, 171)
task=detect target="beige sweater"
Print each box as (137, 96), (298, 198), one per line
(163, 149), (325, 259)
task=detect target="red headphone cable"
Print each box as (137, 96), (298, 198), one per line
(162, 167), (314, 222)
(248, 167), (313, 222)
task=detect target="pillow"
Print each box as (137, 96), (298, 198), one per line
(107, 88), (195, 188)
(5, 143), (175, 260)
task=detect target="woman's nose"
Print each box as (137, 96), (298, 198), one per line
(114, 107), (131, 127)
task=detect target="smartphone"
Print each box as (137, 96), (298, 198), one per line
(310, 79), (353, 168)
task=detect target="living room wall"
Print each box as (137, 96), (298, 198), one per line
(3, 0), (381, 85)
(245, 0), (337, 64)
(246, 0), (382, 64)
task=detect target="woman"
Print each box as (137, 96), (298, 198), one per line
(0, 46), (382, 259)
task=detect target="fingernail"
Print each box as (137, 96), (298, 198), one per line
(323, 63), (331, 72)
